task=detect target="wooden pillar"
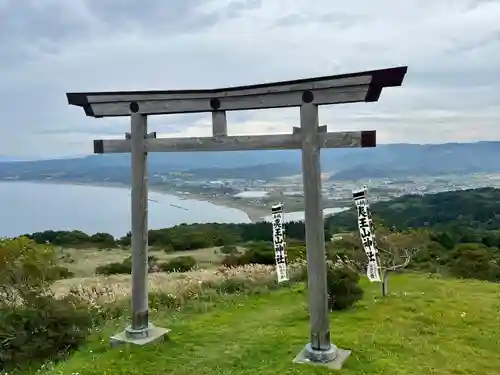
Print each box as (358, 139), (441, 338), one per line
(299, 92), (334, 357)
(212, 111), (228, 137)
(129, 112), (149, 334)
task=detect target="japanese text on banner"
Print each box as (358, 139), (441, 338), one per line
(271, 204), (288, 283)
(353, 191), (381, 282)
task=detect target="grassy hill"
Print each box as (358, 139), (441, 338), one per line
(33, 273), (500, 375)
(6, 187), (500, 374)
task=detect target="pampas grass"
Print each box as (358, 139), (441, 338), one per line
(52, 262), (307, 308)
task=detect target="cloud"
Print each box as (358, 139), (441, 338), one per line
(0, 0), (499, 157)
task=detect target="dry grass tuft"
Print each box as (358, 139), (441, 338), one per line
(52, 262), (306, 308)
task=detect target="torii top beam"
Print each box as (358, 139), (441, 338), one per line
(66, 66), (407, 118)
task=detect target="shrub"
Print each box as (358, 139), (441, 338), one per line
(243, 242), (306, 264)
(221, 253), (244, 268)
(220, 242), (302, 267)
(221, 247), (275, 267)
(49, 265), (75, 280)
(158, 256), (197, 273)
(242, 248), (275, 265)
(246, 241), (273, 252)
(449, 243), (500, 282)
(301, 262), (364, 311)
(228, 242), (274, 266)
(220, 245), (238, 254)
(326, 264), (364, 311)
(89, 232), (115, 246)
(0, 237), (97, 370)
(52, 230), (90, 246)
(286, 244), (306, 261)
(0, 237), (58, 303)
(95, 255), (161, 275)
(162, 244), (174, 253)
(0, 295), (94, 370)
(117, 233), (131, 247)
(95, 261), (131, 275)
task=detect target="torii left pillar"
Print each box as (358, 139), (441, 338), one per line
(110, 112), (170, 347)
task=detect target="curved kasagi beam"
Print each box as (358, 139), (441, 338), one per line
(66, 66), (407, 118)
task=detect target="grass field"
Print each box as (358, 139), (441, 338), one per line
(58, 246), (231, 277)
(37, 273), (500, 375)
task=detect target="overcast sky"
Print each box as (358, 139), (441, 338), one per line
(1, 0), (499, 158)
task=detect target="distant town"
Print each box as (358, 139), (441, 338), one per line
(153, 170), (500, 218)
(2, 163), (500, 222)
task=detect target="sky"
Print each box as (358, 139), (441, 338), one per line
(1, 0), (499, 158)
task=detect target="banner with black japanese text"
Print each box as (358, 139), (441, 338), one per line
(271, 203), (288, 283)
(352, 188), (381, 282)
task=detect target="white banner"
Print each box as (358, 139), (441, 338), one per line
(352, 188), (381, 282)
(271, 202), (289, 283)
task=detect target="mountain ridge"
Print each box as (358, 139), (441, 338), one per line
(0, 141), (499, 180)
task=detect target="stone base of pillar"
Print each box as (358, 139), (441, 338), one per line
(110, 323), (170, 347)
(293, 343), (351, 370)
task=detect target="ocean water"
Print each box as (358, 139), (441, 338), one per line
(0, 182), (251, 238)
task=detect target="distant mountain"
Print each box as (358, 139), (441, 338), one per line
(0, 155), (45, 162)
(329, 142), (500, 180)
(0, 141), (499, 181)
(0, 156), (17, 162)
(184, 163), (301, 180)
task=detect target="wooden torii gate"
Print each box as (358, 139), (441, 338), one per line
(66, 66), (407, 369)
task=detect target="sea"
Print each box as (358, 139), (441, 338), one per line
(0, 182), (251, 238)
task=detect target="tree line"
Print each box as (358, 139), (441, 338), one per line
(22, 221), (317, 249)
(20, 187), (500, 248)
(22, 187), (500, 250)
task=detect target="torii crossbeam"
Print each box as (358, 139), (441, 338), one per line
(66, 66), (407, 369)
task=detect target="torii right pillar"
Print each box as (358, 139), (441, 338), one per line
(292, 98), (351, 369)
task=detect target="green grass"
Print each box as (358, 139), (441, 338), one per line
(35, 273), (500, 375)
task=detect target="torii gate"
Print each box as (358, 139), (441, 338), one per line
(66, 66), (407, 369)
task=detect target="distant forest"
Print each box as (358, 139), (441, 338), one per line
(325, 187), (500, 233)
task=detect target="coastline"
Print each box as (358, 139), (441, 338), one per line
(3, 179), (269, 223)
